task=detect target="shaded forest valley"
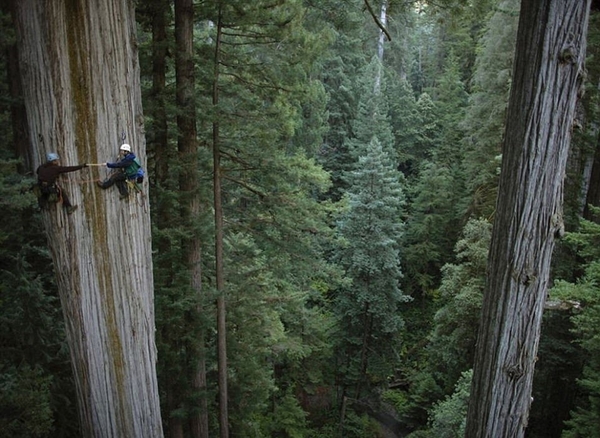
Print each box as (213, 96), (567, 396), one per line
(2, 0), (600, 437)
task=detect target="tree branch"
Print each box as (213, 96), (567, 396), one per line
(364, 0), (391, 42)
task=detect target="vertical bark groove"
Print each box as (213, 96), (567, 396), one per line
(13, 1), (163, 436)
(465, 2), (591, 437)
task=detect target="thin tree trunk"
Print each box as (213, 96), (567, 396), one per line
(374, 0), (387, 93)
(356, 302), (371, 400)
(174, 0), (209, 436)
(166, 377), (184, 438)
(213, 5), (229, 437)
(465, 2), (590, 437)
(11, 0), (163, 436)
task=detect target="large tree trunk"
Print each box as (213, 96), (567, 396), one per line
(465, 2), (590, 437)
(174, 0), (209, 437)
(12, 1), (163, 437)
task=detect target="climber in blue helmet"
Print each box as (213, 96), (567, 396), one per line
(36, 152), (88, 214)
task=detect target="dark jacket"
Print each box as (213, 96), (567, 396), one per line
(37, 162), (86, 185)
(107, 152), (144, 180)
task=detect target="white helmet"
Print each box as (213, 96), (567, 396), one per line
(120, 144), (132, 152)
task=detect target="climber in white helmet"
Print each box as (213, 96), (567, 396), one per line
(97, 144), (144, 200)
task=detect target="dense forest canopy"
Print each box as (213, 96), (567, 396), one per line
(1, 0), (600, 437)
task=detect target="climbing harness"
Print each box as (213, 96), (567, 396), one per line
(36, 181), (63, 203)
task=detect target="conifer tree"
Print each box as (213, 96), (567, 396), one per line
(346, 57), (396, 159)
(465, 2), (591, 436)
(317, 0), (370, 201)
(427, 218), (491, 393)
(0, 159), (80, 436)
(401, 53), (469, 297)
(459, 0), (520, 219)
(196, 1), (339, 434)
(335, 136), (408, 400)
(387, 73), (420, 177)
(402, 161), (463, 295)
(432, 52), (469, 165)
(0, 8), (79, 435)
(10, 1), (164, 436)
(552, 213), (600, 438)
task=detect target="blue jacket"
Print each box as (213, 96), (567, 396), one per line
(107, 152), (144, 180)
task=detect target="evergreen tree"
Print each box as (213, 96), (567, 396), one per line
(413, 93), (439, 163)
(10, 0), (165, 435)
(317, 0), (374, 201)
(346, 57), (396, 159)
(387, 73), (420, 177)
(389, 218), (490, 434)
(466, 2), (591, 435)
(550, 211), (600, 438)
(0, 159), (79, 438)
(459, 0), (520, 219)
(432, 52), (469, 165)
(428, 369), (472, 438)
(402, 162), (461, 296)
(0, 8), (78, 437)
(400, 52), (469, 297)
(334, 136), (408, 400)
(196, 1), (340, 434)
(426, 218), (491, 393)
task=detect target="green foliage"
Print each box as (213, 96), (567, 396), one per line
(428, 369), (472, 438)
(339, 409), (382, 438)
(317, 0), (376, 202)
(387, 73), (421, 175)
(140, 0), (342, 433)
(432, 52), (468, 164)
(397, 370), (444, 432)
(346, 57), (395, 159)
(334, 136), (408, 396)
(427, 218), (490, 392)
(5, 0), (595, 436)
(0, 159), (78, 436)
(459, 0), (519, 219)
(547, 212), (600, 437)
(402, 161), (463, 296)
(390, 219), (489, 434)
(0, 366), (54, 438)
(263, 388), (310, 438)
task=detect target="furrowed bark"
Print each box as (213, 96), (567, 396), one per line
(12, 0), (163, 436)
(465, 2), (591, 437)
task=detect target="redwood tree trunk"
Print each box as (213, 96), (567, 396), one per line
(174, 0), (209, 436)
(12, 1), (163, 436)
(465, 2), (590, 437)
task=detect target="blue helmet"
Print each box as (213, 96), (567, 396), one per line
(47, 152), (60, 162)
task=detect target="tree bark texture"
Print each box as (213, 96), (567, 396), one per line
(174, 0), (209, 436)
(465, 1), (590, 437)
(12, 1), (163, 436)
